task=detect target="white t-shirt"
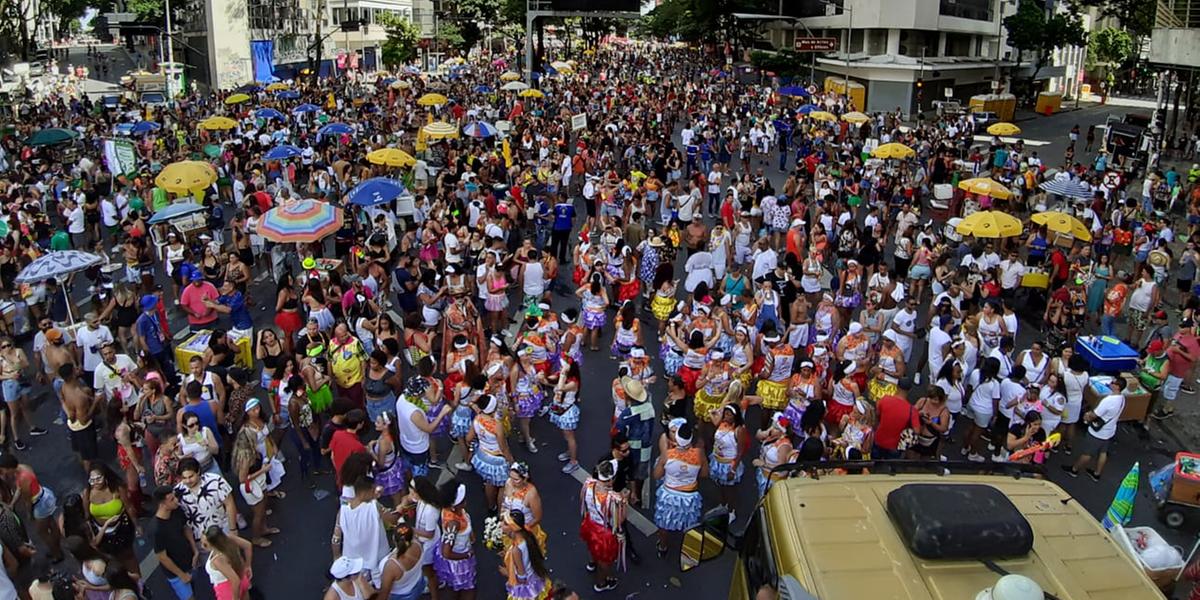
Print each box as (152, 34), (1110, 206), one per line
(1091, 393), (1125, 440)
(395, 397), (430, 454)
(67, 206), (85, 234)
(999, 259), (1025, 289)
(969, 378), (1001, 416)
(998, 378), (1026, 419)
(927, 327), (952, 380)
(76, 325), (114, 371)
(93, 353), (139, 406)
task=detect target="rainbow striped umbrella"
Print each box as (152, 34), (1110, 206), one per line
(257, 199), (343, 243)
(1102, 462), (1139, 531)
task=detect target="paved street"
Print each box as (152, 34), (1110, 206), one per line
(6, 43), (1196, 599)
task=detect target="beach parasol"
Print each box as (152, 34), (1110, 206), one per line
(518, 89), (545, 99)
(987, 122), (1022, 136)
(199, 116), (238, 131)
(959, 177), (1013, 200)
(462, 122), (497, 139)
(422, 121), (459, 140)
(796, 103), (818, 115)
(807, 111), (837, 122)
(263, 144), (304, 161)
(500, 71), (522, 82)
(390, 80), (412, 90)
(366, 148), (416, 168)
(473, 85), (494, 94)
(1031, 211), (1093, 242)
(871, 143), (915, 160)
(275, 90), (301, 100)
(416, 93), (449, 107)
(15, 251), (105, 324)
(841, 111), (870, 124)
(265, 82), (290, 92)
(257, 199), (343, 243)
(155, 160), (217, 195)
(778, 85), (810, 98)
(224, 93), (252, 105)
(130, 121), (161, 136)
(1102, 462), (1140, 530)
(348, 177), (406, 207)
(202, 144), (222, 159)
(1040, 178), (1094, 200)
(501, 81), (529, 92)
(318, 122), (354, 136)
(954, 210), (1023, 238)
(292, 103), (320, 114)
(254, 108), (286, 121)
(27, 128), (80, 146)
(147, 201), (206, 224)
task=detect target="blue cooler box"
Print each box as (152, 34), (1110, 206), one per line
(1075, 336), (1139, 374)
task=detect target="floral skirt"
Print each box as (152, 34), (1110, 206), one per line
(432, 546), (476, 591)
(514, 391), (544, 419)
(375, 455), (406, 496)
(583, 309), (606, 330)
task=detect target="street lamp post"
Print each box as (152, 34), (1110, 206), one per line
(164, 0), (175, 104)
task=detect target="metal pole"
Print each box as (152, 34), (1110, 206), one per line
(843, 3), (851, 106)
(918, 46), (925, 115)
(164, 0), (175, 103)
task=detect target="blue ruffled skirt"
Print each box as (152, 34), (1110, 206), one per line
(654, 485), (702, 531)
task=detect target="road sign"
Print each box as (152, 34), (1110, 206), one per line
(1104, 171), (1122, 188)
(944, 88), (953, 98)
(794, 37), (839, 52)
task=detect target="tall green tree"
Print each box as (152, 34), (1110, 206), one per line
(641, 0), (770, 49)
(378, 12), (420, 68)
(1004, 0), (1087, 90)
(1070, 0), (1154, 38)
(1088, 26), (1136, 67)
(125, 0), (165, 21)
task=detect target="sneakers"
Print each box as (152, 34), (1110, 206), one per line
(585, 562), (596, 573)
(1183, 385), (1196, 394)
(526, 439), (538, 453)
(1152, 406), (1176, 420)
(455, 462), (473, 472)
(12, 440), (26, 451)
(561, 461), (579, 474)
(557, 452), (571, 462)
(966, 452), (985, 462)
(1061, 465), (1079, 478)
(593, 577), (618, 593)
(1086, 469), (1102, 482)
(52, 417), (64, 426)
(727, 510), (737, 524)
(28, 427), (47, 437)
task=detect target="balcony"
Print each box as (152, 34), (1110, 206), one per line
(939, 0), (993, 21)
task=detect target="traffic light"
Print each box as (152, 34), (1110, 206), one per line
(916, 78), (924, 89)
(1153, 110), (1165, 132)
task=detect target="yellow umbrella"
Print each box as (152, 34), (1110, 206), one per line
(416, 93), (449, 107)
(1031, 211), (1093, 242)
(422, 121), (459, 140)
(841, 111), (870, 124)
(366, 147), (416, 168)
(958, 177), (1013, 200)
(500, 71), (522, 82)
(987, 122), (1022, 136)
(265, 82), (290, 92)
(808, 111), (837, 123)
(155, 160), (217, 195)
(955, 211), (1023, 239)
(871, 143), (915, 160)
(519, 89), (545, 99)
(199, 116), (238, 131)
(224, 93), (251, 105)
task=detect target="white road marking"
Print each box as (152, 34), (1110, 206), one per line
(972, 134), (1051, 147)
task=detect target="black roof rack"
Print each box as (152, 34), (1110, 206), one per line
(768, 459), (1047, 481)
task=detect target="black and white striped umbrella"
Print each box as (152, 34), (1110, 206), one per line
(15, 250), (104, 283)
(1039, 178), (1094, 200)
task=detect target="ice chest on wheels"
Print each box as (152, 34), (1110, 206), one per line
(1171, 453), (1200, 505)
(1075, 336), (1139, 374)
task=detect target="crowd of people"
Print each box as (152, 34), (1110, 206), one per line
(0, 37), (1194, 600)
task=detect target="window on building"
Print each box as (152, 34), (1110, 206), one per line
(898, 30), (938, 58)
(939, 0), (993, 21)
(945, 32), (972, 57)
(865, 28), (886, 55)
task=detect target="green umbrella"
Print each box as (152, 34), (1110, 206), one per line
(203, 144), (222, 158)
(1102, 461), (1139, 530)
(27, 127), (80, 146)
(0, 219), (8, 238)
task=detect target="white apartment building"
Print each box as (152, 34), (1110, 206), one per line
(771, 0), (1086, 114)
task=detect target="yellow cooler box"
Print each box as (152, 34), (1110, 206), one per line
(175, 329), (253, 370)
(968, 93), (1016, 121)
(1036, 92), (1062, 115)
(824, 76), (866, 112)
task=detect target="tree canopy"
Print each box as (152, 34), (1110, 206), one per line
(1070, 0), (1154, 38)
(1004, 0), (1087, 78)
(1088, 26), (1136, 67)
(378, 12), (420, 68)
(640, 0), (772, 48)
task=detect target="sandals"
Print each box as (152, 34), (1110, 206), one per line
(268, 490), (287, 499)
(265, 527), (281, 536)
(252, 538), (272, 548)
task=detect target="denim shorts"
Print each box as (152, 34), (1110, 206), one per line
(0, 379), (24, 404)
(31, 487), (57, 520)
(166, 573), (194, 600)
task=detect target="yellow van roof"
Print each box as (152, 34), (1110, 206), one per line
(766, 474), (1161, 600)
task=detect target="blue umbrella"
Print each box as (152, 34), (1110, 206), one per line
(318, 122), (353, 136)
(238, 84), (263, 93)
(380, 77), (397, 86)
(254, 108), (286, 121)
(462, 121), (497, 138)
(147, 201), (207, 224)
(113, 123), (134, 136)
(778, 85), (810, 98)
(15, 250), (104, 283)
(473, 85), (494, 93)
(292, 103), (320, 114)
(1040, 178), (1094, 200)
(772, 119), (793, 132)
(130, 121), (160, 135)
(796, 104), (819, 115)
(264, 144), (304, 160)
(348, 177), (406, 207)
(276, 90), (301, 100)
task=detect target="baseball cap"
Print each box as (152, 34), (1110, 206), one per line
(140, 294), (158, 311)
(1148, 339), (1166, 355)
(45, 328), (62, 342)
(329, 556), (363, 579)
(189, 271), (204, 281)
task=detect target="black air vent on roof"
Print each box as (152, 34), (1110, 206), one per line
(886, 483), (1034, 560)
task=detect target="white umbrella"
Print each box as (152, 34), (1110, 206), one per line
(16, 250), (105, 324)
(501, 81), (529, 92)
